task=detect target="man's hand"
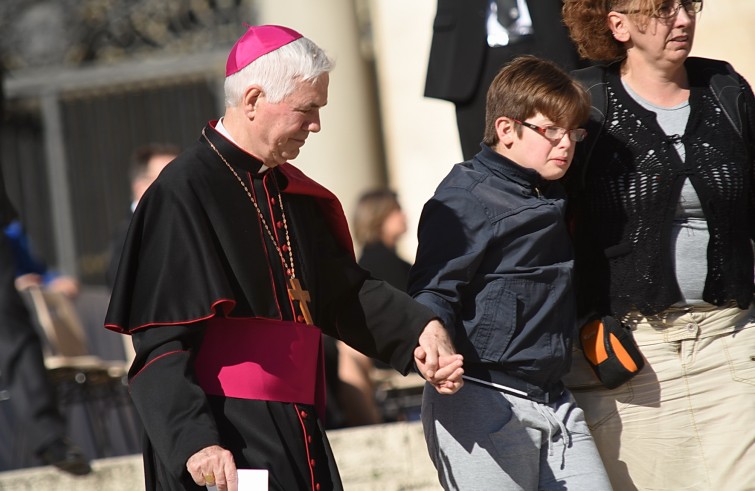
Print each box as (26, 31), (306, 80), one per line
(14, 273), (43, 291)
(186, 445), (238, 491)
(47, 276), (80, 298)
(415, 320), (463, 394)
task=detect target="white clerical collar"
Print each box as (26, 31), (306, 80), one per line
(216, 118), (270, 173)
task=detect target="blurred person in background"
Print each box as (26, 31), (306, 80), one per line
(106, 143), (179, 289)
(353, 189), (412, 291)
(0, 64), (90, 476)
(324, 189), (415, 427)
(4, 218), (80, 298)
(424, 0), (585, 160)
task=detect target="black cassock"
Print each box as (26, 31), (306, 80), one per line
(105, 123), (434, 491)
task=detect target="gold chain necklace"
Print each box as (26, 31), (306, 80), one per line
(202, 129), (314, 324)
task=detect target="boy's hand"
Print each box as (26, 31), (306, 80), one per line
(415, 320), (464, 394)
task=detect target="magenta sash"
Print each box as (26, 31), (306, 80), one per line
(194, 317), (326, 417)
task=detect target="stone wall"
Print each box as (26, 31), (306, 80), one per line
(0, 421), (441, 491)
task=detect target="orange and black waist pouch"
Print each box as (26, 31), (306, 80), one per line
(580, 316), (645, 389)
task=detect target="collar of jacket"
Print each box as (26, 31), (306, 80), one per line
(474, 143), (549, 191)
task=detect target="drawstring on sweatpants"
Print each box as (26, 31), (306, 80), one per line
(535, 403), (571, 469)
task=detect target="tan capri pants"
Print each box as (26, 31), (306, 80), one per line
(564, 303), (755, 491)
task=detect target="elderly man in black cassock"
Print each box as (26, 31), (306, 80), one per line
(105, 24), (463, 491)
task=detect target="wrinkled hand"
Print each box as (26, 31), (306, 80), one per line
(415, 320), (464, 394)
(186, 445), (238, 491)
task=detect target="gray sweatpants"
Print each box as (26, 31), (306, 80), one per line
(421, 381), (612, 491)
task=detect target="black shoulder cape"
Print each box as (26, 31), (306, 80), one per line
(105, 123), (355, 334)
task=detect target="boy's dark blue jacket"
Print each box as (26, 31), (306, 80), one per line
(409, 144), (575, 394)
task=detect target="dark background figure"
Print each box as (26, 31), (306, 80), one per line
(0, 64), (91, 476)
(4, 219), (81, 299)
(106, 143), (179, 290)
(353, 189), (412, 292)
(424, 0), (585, 160)
(325, 189), (414, 428)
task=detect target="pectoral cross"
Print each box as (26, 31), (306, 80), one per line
(288, 277), (313, 325)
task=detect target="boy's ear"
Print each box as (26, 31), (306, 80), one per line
(495, 117), (517, 145)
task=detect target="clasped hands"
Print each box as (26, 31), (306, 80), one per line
(414, 319), (464, 394)
(187, 319), (462, 490)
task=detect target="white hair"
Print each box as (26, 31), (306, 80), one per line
(224, 36), (335, 106)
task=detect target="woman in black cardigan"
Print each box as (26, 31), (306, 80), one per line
(562, 1), (755, 490)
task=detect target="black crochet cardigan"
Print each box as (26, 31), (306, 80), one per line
(568, 59), (755, 318)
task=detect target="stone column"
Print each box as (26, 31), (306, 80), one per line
(365, 0), (460, 262)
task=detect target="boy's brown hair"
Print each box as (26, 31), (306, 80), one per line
(483, 55), (591, 147)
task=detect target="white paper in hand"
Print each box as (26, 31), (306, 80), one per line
(237, 469), (269, 491)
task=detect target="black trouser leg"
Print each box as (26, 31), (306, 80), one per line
(0, 234), (66, 455)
